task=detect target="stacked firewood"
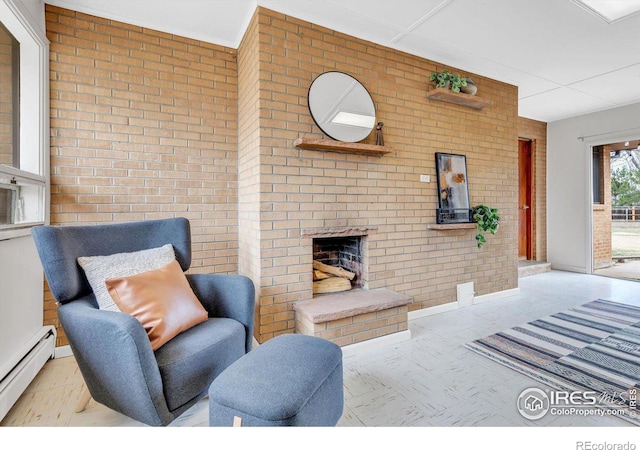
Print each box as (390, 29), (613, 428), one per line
(312, 260), (355, 294)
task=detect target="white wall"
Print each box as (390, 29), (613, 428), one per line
(547, 103), (640, 273)
(0, 235), (45, 379)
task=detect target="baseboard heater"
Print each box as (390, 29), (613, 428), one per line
(0, 326), (56, 421)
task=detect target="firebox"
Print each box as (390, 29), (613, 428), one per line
(313, 236), (363, 290)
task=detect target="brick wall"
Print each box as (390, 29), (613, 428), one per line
(45, 5), (524, 348)
(46, 5), (239, 346)
(243, 8), (519, 343)
(518, 117), (547, 262)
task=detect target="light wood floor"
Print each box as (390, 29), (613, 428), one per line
(3, 270), (640, 439)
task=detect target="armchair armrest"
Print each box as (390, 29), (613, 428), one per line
(58, 297), (173, 426)
(187, 274), (255, 352)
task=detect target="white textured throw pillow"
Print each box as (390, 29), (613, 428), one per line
(77, 244), (176, 312)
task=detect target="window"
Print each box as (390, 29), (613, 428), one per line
(0, 22), (18, 169)
(592, 146), (604, 204)
(0, 1), (48, 235)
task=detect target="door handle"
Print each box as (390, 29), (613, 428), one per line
(521, 205), (530, 210)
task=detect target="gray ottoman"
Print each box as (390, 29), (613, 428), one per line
(208, 334), (343, 426)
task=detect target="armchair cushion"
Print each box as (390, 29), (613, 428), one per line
(156, 317), (246, 411)
(106, 259), (208, 350)
(78, 243), (175, 312)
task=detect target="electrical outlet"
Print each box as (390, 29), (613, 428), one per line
(420, 174), (430, 183)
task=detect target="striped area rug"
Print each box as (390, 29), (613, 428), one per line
(465, 299), (640, 425)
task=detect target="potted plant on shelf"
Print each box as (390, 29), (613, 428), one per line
(460, 78), (477, 95)
(472, 204), (499, 248)
(430, 70), (468, 93)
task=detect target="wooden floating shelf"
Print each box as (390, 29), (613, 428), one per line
(428, 223), (476, 230)
(294, 137), (392, 156)
(426, 88), (493, 110)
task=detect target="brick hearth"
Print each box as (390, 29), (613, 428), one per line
(293, 288), (410, 346)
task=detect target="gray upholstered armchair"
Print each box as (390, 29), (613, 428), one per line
(31, 217), (255, 426)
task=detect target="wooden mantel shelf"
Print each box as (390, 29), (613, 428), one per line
(428, 223), (476, 230)
(294, 137), (392, 156)
(426, 88), (493, 110)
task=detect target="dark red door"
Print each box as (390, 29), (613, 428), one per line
(519, 139), (532, 259)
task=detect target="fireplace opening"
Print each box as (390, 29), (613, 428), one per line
(312, 236), (364, 294)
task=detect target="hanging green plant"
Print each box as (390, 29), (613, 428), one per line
(472, 205), (499, 248)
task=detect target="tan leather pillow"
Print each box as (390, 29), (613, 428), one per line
(105, 259), (208, 350)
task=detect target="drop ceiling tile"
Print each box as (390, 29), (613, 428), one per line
(324, 0), (448, 31)
(569, 63), (640, 105)
(519, 87), (616, 122)
(260, 0), (401, 44)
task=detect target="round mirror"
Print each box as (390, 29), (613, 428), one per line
(308, 72), (376, 143)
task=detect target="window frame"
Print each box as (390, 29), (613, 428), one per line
(0, 0), (49, 240)
(9, 22), (19, 168)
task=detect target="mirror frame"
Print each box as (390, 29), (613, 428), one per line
(307, 71), (376, 143)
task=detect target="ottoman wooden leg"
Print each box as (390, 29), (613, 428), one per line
(75, 384), (91, 413)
